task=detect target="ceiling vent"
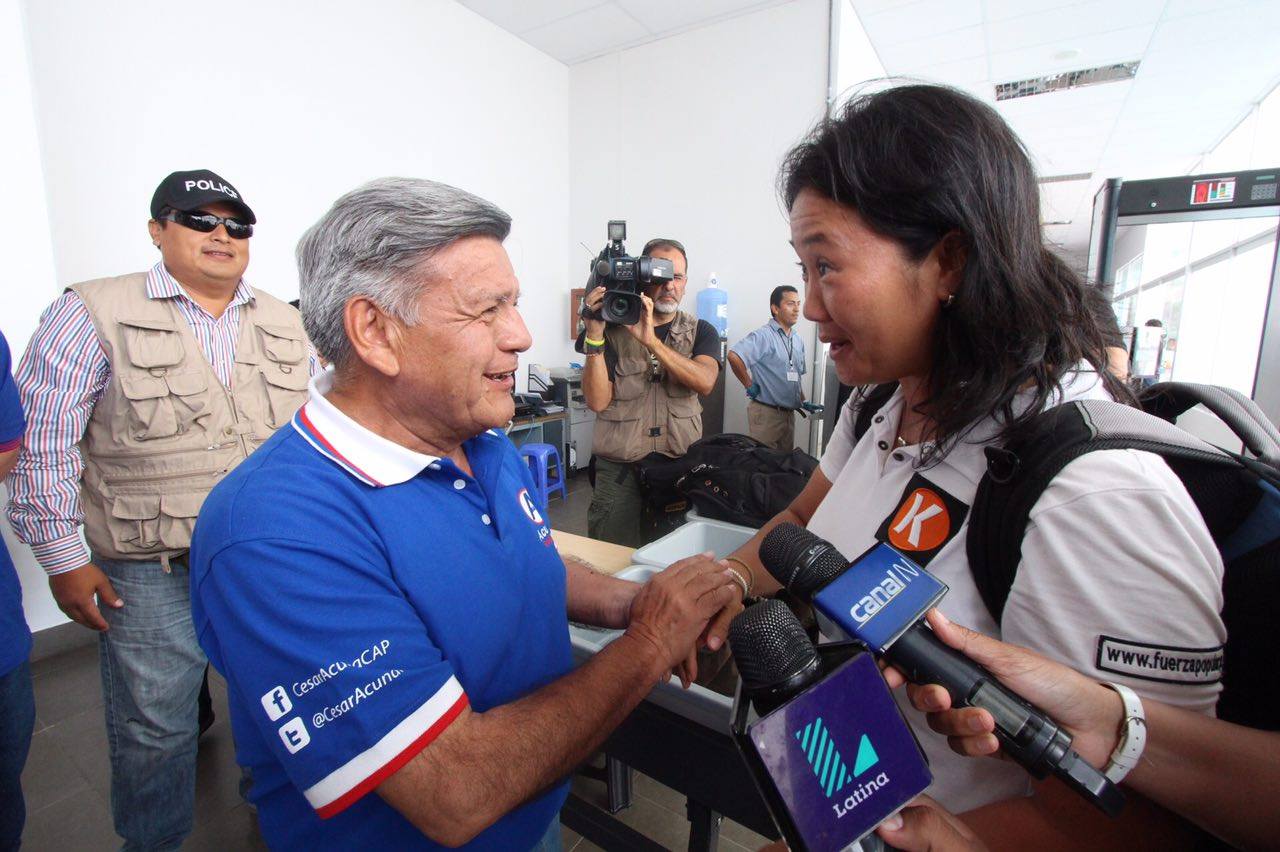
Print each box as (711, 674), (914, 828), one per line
(996, 61), (1140, 101)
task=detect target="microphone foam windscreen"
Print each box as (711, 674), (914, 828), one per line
(759, 523), (848, 597)
(729, 598), (818, 693)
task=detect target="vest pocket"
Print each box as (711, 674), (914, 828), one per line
(158, 492), (205, 549)
(612, 358), (649, 402)
(109, 494), (162, 552)
(667, 412), (702, 456)
(120, 320), (184, 369)
(165, 371), (210, 422)
(119, 376), (179, 440)
(666, 389), (701, 414)
(666, 379), (695, 399)
(119, 370), (209, 441)
(258, 366), (310, 429)
(256, 324), (307, 365)
(597, 406), (638, 423)
(106, 491), (205, 554)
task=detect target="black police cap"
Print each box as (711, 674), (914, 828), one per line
(150, 169), (256, 224)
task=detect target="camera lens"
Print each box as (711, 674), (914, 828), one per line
(603, 293), (634, 322)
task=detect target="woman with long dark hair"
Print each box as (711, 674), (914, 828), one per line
(727, 84), (1224, 847)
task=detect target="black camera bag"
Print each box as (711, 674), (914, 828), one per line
(636, 433), (818, 529)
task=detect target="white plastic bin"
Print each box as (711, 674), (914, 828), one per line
(631, 518), (757, 568)
(569, 562), (736, 729)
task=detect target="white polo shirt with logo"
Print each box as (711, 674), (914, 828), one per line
(806, 369), (1225, 813)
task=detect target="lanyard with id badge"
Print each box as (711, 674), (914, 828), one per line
(781, 327), (800, 383)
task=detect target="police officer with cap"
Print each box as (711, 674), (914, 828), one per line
(7, 169), (312, 849)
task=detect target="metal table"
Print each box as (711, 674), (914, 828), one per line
(562, 625), (778, 851)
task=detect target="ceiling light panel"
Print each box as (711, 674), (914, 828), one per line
(987, 23), (1153, 81)
(995, 61), (1140, 101)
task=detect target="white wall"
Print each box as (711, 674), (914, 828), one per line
(0, 0), (64, 632)
(568, 0), (831, 443)
(834, 0), (886, 102)
(7, 0), (573, 632)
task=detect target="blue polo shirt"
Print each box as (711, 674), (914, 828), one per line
(730, 319), (806, 408)
(0, 328), (31, 677)
(190, 372), (572, 851)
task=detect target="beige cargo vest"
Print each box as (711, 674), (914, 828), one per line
(593, 310), (704, 463)
(70, 272), (310, 564)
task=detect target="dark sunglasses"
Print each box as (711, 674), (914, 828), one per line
(159, 209), (253, 239)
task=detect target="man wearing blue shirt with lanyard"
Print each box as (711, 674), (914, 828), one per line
(0, 328), (35, 850)
(189, 178), (744, 851)
(727, 285), (820, 450)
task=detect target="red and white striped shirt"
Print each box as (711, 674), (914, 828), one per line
(6, 262), (295, 575)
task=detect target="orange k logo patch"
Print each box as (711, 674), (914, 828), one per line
(875, 474), (968, 566)
(888, 489), (950, 551)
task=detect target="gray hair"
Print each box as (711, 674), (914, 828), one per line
(296, 177), (512, 368)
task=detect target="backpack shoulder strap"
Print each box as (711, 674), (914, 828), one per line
(966, 398), (1241, 625)
(853, 382), (899, 442)
(1141, 381), (1280, 467)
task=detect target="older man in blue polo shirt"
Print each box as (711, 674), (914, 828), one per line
(0, 328), (35, 850)
(189, 178), (742, 851)
(728, 285), (819, 450)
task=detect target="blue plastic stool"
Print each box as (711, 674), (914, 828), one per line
(518, 443), (567, 512)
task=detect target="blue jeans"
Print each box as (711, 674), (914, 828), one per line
(96, 556), (206, 852)
(529, 818), (562, 852)
(0, 660), (35, 852)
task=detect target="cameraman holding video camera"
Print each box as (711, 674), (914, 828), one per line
(577, 233), (721, 547)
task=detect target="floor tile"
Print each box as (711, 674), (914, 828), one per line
(184, 803), (268, 852)
(42, 705), (110, 801)
(607, 793), (695, 850)
(633, 768), (686, 814)
(22, 786), (116, 852)
(720, 815), (772, 850)
(20, 724), (92, 814)
(29, 641), (97, 679)
(559, 822), (582, 849)
(31, 644), (103, 726)
(193, 712), (251, 829)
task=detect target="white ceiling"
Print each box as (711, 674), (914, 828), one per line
(849, 0), (1280, 260)
(457, 0), (1280, 262)
(455, 0), (796, 65)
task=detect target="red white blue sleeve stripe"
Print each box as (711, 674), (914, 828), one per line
(305, 675), (468, 818)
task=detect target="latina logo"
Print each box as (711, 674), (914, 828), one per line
(794, 718), (890, 818)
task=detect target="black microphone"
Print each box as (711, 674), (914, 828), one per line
(728, 596), (823, 715)
(728, 600), (931, 852)
(759, 523), (1124, 817)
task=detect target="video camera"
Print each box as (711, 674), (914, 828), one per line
(582, 220), (675, 325)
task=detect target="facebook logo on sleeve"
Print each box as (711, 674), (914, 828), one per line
(262, 686), (293, 721)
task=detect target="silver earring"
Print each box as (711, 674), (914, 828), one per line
(944, 294), (955, 307)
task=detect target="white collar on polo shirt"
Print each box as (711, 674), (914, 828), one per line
(294, 369), (441, 487)
(871, 366), (1109, 479)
